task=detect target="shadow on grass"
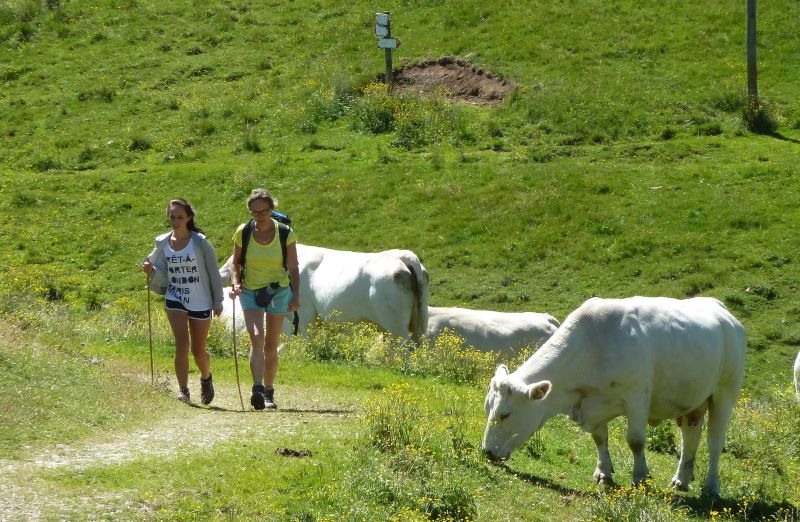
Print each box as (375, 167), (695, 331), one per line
(188, 403), (353, 415)
(495, 461), (591, 498)
(676, 493), (797, 520)
(766, 131), (800, 144)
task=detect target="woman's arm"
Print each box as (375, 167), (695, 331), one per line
(229, 243), (244, 298)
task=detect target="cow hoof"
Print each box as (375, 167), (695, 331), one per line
(670, 478), (689, 491)
(593, 472), (614, 486)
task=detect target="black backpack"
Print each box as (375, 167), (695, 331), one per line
(240, 210), (299, 334)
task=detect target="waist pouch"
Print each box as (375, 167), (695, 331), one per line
(255, 282), (281, 307)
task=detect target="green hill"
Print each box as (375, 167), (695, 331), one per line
(3, 0), (800, 386)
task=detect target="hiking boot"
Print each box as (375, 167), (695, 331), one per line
(200, 374), (214, 405)
(250, 384), (266, 410)
(177, 388), (191, 403)
(263, 387), (277, 410)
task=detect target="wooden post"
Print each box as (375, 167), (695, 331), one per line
(383, 13), (393, 86)
(747, 0), (757, 102)
(376, 12), (395, 87)
(385, 48), (394, 85)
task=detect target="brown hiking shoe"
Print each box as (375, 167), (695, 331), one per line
(200, 374), (214, 405)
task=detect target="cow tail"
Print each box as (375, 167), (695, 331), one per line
(403, 256), (429, 344)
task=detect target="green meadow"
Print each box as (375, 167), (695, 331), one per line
(2, 0), (800, 519)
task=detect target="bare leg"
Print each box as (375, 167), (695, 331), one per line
(166, 310), (190, 390)
(264, 313), (284, 387)
(188, 317), (212, 379)
(244, 309), (266, 385)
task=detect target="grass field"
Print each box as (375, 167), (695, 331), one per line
(2, 0), (800, 519)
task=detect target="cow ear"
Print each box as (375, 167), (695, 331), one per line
(527, 380), (551, 401)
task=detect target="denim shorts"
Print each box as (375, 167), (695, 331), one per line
(240, 285), (293, 314)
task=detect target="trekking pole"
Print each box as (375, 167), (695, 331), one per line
(146, 269), (155, 386)
(231, 295), (245, 411)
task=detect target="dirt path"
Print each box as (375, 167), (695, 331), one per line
(0, 382), (357, 521)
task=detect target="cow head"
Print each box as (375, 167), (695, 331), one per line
(481, 364), (552, 461)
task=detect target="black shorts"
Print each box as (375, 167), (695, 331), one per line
(165, 299), (212, 320)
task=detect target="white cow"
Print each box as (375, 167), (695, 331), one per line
(221, 244), (429, 343)
(794, 351), (800, 401)
(220, 288), (246, 336)
(482, 296), (746, 496)
(426, 306), (559, 354)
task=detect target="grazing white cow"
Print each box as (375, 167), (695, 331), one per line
(482, 296), (746, 496)
(221, 244), (429, 342)
(794, 351), (800, 401)
(426, 306), (559, 354)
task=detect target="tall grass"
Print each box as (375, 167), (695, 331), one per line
(290, 317), (535, 385)
(742, 98), (779, 134)
(585, 483), (692, 522)
(351, 381), (480, 521)
(0, 312), (169, 460)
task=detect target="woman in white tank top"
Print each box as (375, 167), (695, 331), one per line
(142, 198), (224, 405)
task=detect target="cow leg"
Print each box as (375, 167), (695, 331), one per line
(795, 353), (800, 401)
(703, 391), (737, 497)
(795, 352), (800, 401)
(671, 408), (705, 491)
(626, 413), (650, 486)
(796, 369), (800, 401)
(378, 311), (412, 344)
(591, 424), (615, 485)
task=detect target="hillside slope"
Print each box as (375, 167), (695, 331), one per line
(1, 0), (800, 393)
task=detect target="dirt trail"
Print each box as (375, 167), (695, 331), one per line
(0, 383), (356, 521)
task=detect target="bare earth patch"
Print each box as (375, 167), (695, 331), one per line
(275, 447), (313, 458)
(390, 56), (514, 106)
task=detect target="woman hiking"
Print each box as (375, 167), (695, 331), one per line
(228, 188), (300, 410)
(142, 198), (224, 404)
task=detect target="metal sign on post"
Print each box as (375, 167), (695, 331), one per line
(377, 38), (400, 49)
(375, 12), (399, 85)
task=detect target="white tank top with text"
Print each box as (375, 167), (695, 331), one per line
(164, 239), (212, 311)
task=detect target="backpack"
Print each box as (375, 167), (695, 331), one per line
(240, 210), (299, 334)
